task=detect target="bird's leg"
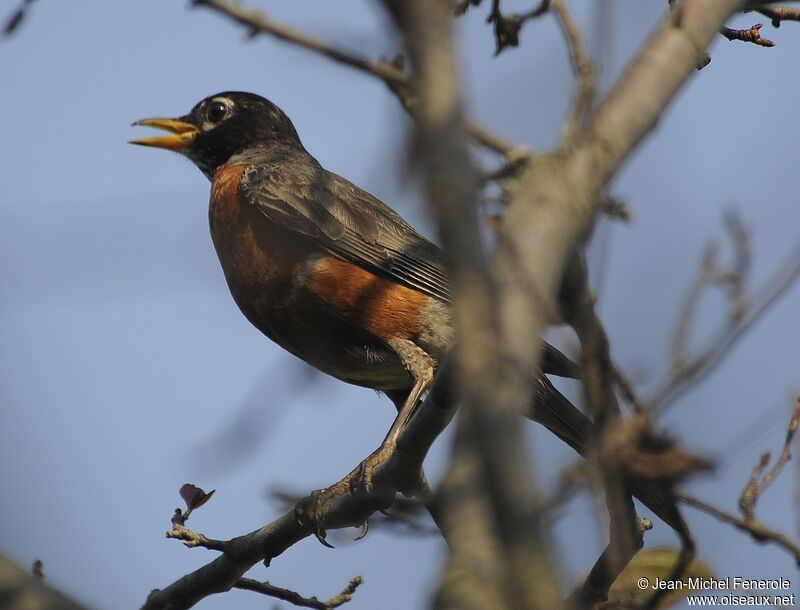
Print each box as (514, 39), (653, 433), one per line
(349, 338), (434, 495)
(294, 340), (434, 544)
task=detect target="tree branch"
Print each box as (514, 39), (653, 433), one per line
(2, 0), (36, 35)
(485, 0), (552, 56)
(190, 0), (524, 157)
(677, 397), (800, 567)
(678, 493), (800, 566)
(738, 398), (800, 521)
(0, 554), (89, 610)
(568, 518), (652, 608)
(721, 22), (775, 46)
(562, 258), (645, 581)
(551, 0), (595, 143)
(649, 239), (800, 412)
(750, 4), (800, 27)
(233, 575), (362, 610)
(383, 1), (560, 607)
(141, 355), (458, 610)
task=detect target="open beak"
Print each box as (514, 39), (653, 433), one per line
(129, 117), (199, 151)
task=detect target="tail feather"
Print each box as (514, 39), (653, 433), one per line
(531, 376), (687, 534)
(541, 343), (582, 380)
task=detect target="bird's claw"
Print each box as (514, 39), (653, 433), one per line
(294, 442), (422, 547)
(348, 442), (396, 496)
(354, 520), (369, 541)
(295, 487), (343, 548)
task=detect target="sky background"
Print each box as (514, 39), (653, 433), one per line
(1, 1), (799, 609)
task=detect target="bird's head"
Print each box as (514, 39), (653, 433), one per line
(130, 92), (300, 178)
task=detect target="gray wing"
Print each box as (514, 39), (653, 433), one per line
(240, 160), (452, 304)
(240, 156), (580, 379)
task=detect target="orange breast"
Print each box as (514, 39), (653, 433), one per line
(209, 164), (310, 290)
(306, 256), (429, 341)
(208, 164), (427, 363)
(211, 164), (246, 225)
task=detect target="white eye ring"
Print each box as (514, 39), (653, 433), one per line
(206, 100), (230, 124)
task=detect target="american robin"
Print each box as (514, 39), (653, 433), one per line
(131, 92), (681, 533)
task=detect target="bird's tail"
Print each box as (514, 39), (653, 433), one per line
(531, 376), (687, 534)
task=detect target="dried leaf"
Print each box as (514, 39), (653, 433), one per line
(179, 483), (215, 512)
(602, 548), (714, 609)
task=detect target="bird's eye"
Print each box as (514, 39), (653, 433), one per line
(206, 101), (228, 124)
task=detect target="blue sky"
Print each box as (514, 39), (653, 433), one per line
(1, 2), (799, 609)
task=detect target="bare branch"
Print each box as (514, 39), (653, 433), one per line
(493, 1), (755, 420)
(384, 1), (561, 607)
(739, 398), (800, 520)
(233, 575), (362, 610)
(568, 518), (652, 608)
(758, 397), (800, 491)
(191, 0), (523, 157)
(486, 0), (552, 55)
(679, 493), (800, 566)
(453, 0), (484, 17)
(739, 452), (771, 521)
(166, 521), (228, 551)
(677, 398), (800, 567)
(613, 364), (646, 413)
(138, 2), (795, 608)
(721, 23), (776, 46)
(141, 355), (458, 610)
(649, 239), (800, 412)
(270, 490), (438, 538)
(0, 553), (89, 610)
(561, 257), (645, 570)
(750, 5), (800, 27)
(2, 0), (36, 35)
(552, 0), (595, 143)
(669, 213), (751, 371)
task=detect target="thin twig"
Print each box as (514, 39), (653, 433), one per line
(233, 576), (363, 610)
(568, 518), (652, 608)
(2, 0), (36, 35)
(387, 0), (562, 607)
(669, 242), (721, 377)
(552, 0), (595, 143)
(165, 522), (227, 551)
(454, 0), (483, 17)
(679, 493), (800, 566)
(597, 195), (633, 223)
(721, 23), (775, 46)
(739, 452), (770, 521)
(676, 396), (800, 569)
(739, 398), (800, 520)
(561, 256), (654, 596)
(649, 240), (800, 413)
(486, 0), (552, 55)
(669, 212), (753, 374)
(759, 397), (800, 491)
(613, 364), (645, 414)
(141, 355), (459, 610)
(191, 0), (523, 157)
(750, 5), (800, 27)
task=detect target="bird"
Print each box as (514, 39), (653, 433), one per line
(130, 91), (682, 536)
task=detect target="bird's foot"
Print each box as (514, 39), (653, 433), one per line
(294, 441), (424, 546)
(349, 441), (425, 497)
(294, 477), (354, 548)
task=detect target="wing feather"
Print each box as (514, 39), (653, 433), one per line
(240, 159), (452, 304)
(237, 152), (579, 379)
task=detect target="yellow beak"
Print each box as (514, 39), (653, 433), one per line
(129, 118), (199, 151)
